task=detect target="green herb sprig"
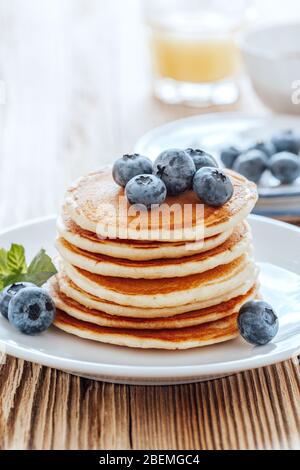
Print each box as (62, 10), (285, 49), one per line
(0, 244), (57, 291)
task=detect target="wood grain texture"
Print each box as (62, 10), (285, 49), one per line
(0, 356), (299, 450)
(0, 0), (299, 450)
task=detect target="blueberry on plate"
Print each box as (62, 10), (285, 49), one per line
(154, 149), (196, 196)
(238, 300), (279, 346)
(220, 146), (240, 169)
(125, 174), (167, 208)
(185, 148), (218, 171)
(193, 167), (234, 207)
(112, 153), (153, 187)
(233, 149), (267, 183)
(269, 151), (300, 184)
(271, 129), (300, 155)
(8, 287), (56, 335)
(0, 282), (35, 319)
(248, 140), (276, 158)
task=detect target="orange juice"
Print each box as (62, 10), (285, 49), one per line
(149, 12), (240, 84)
(151, 34), (239, 83)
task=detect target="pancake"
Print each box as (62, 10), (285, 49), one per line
(54, 309), (239, 350)
(62, 254), (258, 308)
(64, 167), (258, 241)
(49, 276), (257, 330)
(56, 222), (252, 279)
(57, 212), (234, 260)
(57, 270), (259, 318)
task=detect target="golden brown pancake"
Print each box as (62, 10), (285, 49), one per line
(56, 222), (252, 279)
(54, 309), (239, 350)
(49, 276), (257, 330)
(54, 166), (260, 350)
(64, 167), (258, 241)
(57, 269), (259, 318)
(62, 254), (258, 308)
(57, 211), (234, 260)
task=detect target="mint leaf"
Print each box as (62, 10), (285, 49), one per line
(0, 248), (9, 275)
(22, 272), (56, 287)
(0, 273), (26, 289)
(28, 249), (56, 274)
(7, 244), (26, 274)
(26, 249), (57, 286)
(0, 272), (54, 289)
(0, 246), (56, 291)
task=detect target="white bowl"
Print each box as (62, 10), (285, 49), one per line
(240, 23), (300, 114)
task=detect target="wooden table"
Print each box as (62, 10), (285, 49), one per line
(0, 0), (299, 450)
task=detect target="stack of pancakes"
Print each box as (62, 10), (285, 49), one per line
(49, 167), (259, 349)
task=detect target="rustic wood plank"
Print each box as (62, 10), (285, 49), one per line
(0, 356), (299, 450)
(0, 356), (133, 450)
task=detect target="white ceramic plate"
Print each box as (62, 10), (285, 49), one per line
(135, 112), (300, 201)
(0, 215), (300, 385)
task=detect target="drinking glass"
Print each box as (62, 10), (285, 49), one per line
(143, 0), (254, 106)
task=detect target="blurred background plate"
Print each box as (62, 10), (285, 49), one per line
(135, 112), (300, 221)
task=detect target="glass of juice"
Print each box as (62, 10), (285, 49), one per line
(143, 0), (254, 106)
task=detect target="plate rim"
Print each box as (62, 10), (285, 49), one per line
(135, 111), (300, 154)
(1, 213), (300, 380)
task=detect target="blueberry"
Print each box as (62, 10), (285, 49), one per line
(220, 146), (240, 169)
(8, 287), (56, 335)
(271, 130), (300, 155)
(0, 283), (35, 319)
(112, 153), (153, 187)
(233, 150), (267, 183)
(154, 149), (196, 196)
(238, 300), (279, 346)
(185, 148), (218, 171)
(125, 174), (167, 208)
(193, 167), (234, 207)
(248, 140), (276, 158)
(269, 152), (300, 184)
